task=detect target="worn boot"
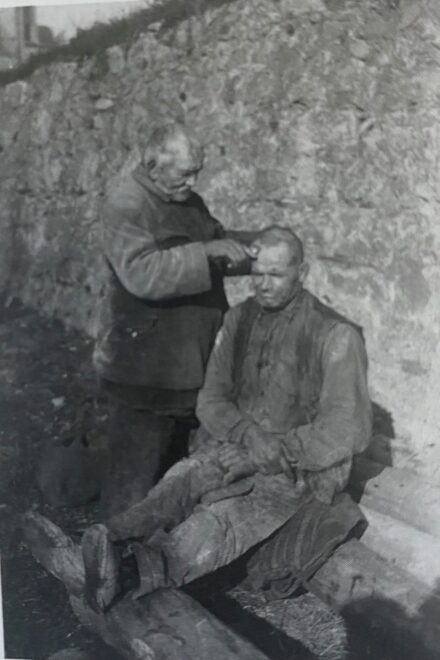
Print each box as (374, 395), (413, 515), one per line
(81, 524), (120, 612)
(21, 511), (85, 597)
(131, 531), (170, 599)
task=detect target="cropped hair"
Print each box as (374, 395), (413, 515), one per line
(256, 225), (304, 264)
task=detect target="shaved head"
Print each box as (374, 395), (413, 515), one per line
(254, 226), (304, 265)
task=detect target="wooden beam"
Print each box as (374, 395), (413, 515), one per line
(70, 589), (270, 660)
(359, 507), (440, 589)
(23, 512), (269, 660)
(350, 457), (440, 586)
(351, 457), (440, 539)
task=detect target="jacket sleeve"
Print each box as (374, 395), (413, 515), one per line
(282, 324), (372, 471)
(225, 229), (262, 244)
(196, 306), (257, 442)
(103, 199), (212, 300)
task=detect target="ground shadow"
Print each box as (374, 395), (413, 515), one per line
(186, 560), (317, 660)
(372, 401), (395, 443)
(202, 592), (317, 660)
(342, 580), (440, 660)
(348, 401), (395, 502)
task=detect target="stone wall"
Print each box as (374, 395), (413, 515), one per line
(1, 0), (440, 477)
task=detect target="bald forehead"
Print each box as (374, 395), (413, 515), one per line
(258, 233), (302, 258)
(253, 243), (297, 271)
(254, 227), (303, 262)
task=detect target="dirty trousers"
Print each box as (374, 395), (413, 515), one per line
(107, 455), (304, 597)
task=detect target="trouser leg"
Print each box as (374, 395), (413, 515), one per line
(107, 455), (225, 541)
(100, 403), (176, 517)
(132, 473), (304, 598)
(244, 491), (367, 599)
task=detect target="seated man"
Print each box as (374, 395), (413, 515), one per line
(24, 226), (372, 612)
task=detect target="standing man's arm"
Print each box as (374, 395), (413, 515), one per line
(222, 230), (262, 275)
(225, 229), (263, 244)
(103, 199), (252, 300)
(104, 200), (211, 300)
(208, 215), (261, 274)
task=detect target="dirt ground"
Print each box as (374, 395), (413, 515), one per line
(0, 298), (429, 660)
(0, 299), (118, 660)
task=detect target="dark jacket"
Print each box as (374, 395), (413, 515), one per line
(93, 165), (228, 403)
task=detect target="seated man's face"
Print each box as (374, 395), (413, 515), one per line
(252, 243), (305, 310)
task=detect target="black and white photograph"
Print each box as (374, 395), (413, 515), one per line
(0, 0), (440, 658)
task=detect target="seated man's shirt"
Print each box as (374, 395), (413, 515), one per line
(197, 288), (372, 500)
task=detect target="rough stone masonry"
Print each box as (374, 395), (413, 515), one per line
(1, 0), (440, 479)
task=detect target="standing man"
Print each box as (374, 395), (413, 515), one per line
(93, 121), (256, 515)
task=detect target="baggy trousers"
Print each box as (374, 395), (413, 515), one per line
(107, 454), (305, 597)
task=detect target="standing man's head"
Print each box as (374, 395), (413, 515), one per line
(251, 226), (308, 311)
(143, 122), (204, 202)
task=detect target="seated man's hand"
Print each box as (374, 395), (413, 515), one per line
(205, 239), (257, 270)
(217, 444), (255, 485)
(245, 428), (293, 477)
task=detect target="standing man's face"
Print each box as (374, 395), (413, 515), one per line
(150, 137), (203, 202)
(252, 243), (307, 310)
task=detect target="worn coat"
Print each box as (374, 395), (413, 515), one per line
(93, 164), (228, 412)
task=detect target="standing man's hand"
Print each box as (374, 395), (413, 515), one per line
(205, 239), (258, 270)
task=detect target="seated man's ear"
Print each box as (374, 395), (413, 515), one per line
(299, 261), (309, 282)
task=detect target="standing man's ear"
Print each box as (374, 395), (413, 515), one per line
(299, 261), (309, 282)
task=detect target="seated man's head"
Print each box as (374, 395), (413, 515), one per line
(143, 121), (204, 202)
(251, 226), (308, 311)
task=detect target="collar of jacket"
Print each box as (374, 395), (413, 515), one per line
(132, 164), (172, 203)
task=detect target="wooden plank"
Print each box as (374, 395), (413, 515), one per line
(359, 507), (440, 589)
(70, 589), (270, 660)
(351, 459), (440, 587)
(351, 457), (440, 538)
